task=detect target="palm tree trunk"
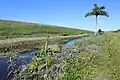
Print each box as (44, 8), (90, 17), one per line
(95, 16), (98, 35)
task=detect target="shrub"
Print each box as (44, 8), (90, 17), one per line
(98, 29), (104, 35)
(61, 33), (69, 36)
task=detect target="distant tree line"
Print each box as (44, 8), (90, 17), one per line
(113, 29), (120, 33)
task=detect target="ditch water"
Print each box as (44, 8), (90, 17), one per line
(0, 38), (81, 80)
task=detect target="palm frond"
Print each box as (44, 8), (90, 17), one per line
(85, 12), (95, 17)
(100, 6), (105, 10)
(92, 5), (100, 13)
(85, 4), (109, 18)
(94, 4), (98, 7)
(100, 11), (109, 17)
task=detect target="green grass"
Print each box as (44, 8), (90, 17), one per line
(10, 32), (120, 80)
(63, 32), (120, 80)
(0, 20), (92, 39)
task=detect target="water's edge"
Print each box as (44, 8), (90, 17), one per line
(0, 36), (89, 80)
(0, 34), (89, 59)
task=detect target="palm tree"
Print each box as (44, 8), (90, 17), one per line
(85, 4), (109, 35)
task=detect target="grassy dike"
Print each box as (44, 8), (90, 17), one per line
(0, 34), (89, 58)
(0, 20), (92, 39)
(0, 19), (92, 58)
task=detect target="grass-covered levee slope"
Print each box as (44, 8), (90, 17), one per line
(0, 20), (92, 39)
(10, 32), (120, 80)
(63, 32), (120, 80)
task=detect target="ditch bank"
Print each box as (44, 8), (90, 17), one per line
(0, 34), (89, 58)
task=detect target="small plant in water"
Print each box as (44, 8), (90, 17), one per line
(7, 57), (16, 78)
(7, 55), (27, 80)
(19, 36), (55, 80)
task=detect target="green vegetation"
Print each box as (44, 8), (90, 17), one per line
(11, 36), (56, 80)
(7, 32), (120, 80)
(0, 20), (92, 39)
(63, 32), (120, 80)
(2, 4), (119, 80)
(20, 37), (54, 80)
(85, 4), (109, 35)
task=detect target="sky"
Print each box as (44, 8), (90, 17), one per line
(0, 0), (119, 31)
